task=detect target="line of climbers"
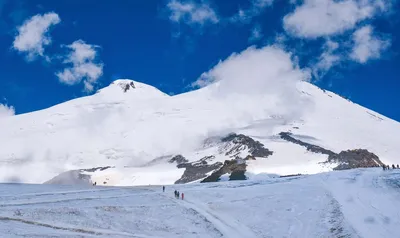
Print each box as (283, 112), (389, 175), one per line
(174, 189), (184, 200)
(382, 164), (400, 170)
(162, 186), (184, 200)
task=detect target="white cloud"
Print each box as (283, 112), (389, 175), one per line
(56, 40), (104, 92)
(350, 25), (390, 63)
(0, 104), (15, 118)
(313, 39), (342, 78)
(283, 0), (387, 38)
(12, 12), (60, 61)
(231, 0), (274, 23)
(167, 0), (219, 26)
(193, 45), (311, 94)
(248, 24), (263, 42)
(192, 45), (312, 121)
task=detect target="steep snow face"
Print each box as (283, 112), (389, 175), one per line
(0, 78), (399, 185)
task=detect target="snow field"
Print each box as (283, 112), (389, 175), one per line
(1, 168), (399, 237)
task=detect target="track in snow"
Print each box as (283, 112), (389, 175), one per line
(162, 191), (257, 238)
(1, 168), (400, 237)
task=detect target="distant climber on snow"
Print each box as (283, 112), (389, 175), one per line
(174, 190), (177, 198)
(163, 186), (165, 192)
(393, 164), (396, 169)
(397, 164), (399, 169)
(383, 164), (386, 171)
(181, 192), (184, 200)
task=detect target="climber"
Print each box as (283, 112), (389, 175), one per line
(163, 186), (165, 192)
(181, 192), (184, 200)
(177, 191), (180, 199)
(397, 164), (399, 169)
(383, 164), (386, 171)
(393, 164), (396, 169)
(174, 190), (177, 198)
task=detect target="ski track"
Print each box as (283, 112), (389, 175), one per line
(162, 192), (257, 238)
(0, 216), (151, 237)
(1, 168), (400, 237)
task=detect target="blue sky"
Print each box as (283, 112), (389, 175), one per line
(0, 0), (399, 121)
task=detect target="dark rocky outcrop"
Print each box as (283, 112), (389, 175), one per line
(221, 133), (273, 158)
(174, 133), (273, 184)
(82, 166), (112, 173)
(280, 174), (302, 178)
(175, 156), (222, 184)
(244, 155), (256, 160)
(279, 132), (383, 170)
(168, 155), (189, 165)
(279, 132), (335, 156)
(328, 149), (383, 170)
(201, 159), (247, 183)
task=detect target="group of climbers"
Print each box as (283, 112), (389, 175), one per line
(174, 189), (184, 200)
(162, 185), (184, 200)
(382, 164), (400, 170)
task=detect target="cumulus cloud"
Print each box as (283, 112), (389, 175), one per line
(248, 24), (263, 42)
(56, 40), (104, 92)
(192, 45), (310, 94)
(12, 12), (60, 61)
(166, 0), (219, 26)
(313, 39), (342, 78)
(0, 104), (15, 118)
(231, 0), (274, 23)
(191, 45), (313, 123)
(350, 25), (390, 63)
(283, 0), (387, 38)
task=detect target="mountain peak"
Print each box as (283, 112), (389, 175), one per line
(112, 79), (137, 93)
(96, 79), (169, 99)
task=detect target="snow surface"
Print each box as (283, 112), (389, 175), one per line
(1, 168), (400, 237)
(0, 79), (400, 185)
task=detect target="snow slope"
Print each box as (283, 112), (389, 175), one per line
(1, 168), (400, 237)
(0, 78), (400, 185)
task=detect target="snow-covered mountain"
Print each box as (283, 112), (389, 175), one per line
(1, 79), (400, 186)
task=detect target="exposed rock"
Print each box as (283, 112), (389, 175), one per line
(174, 133), (273, 184)
(328, 149), (383, 170)
(116, 81), (135, 92)
(280, 174), (302, 178)
(244, 155), (256, 160)
(221, 133), (273, 158)
(279, 132), (335, 156)
(201, 159), (247, 183)
(175, 159), (223, 184)
(279, 132), (383, 170)
(82, 166), (112, 173)
(229, 170), (247, 180)
(168, 155), (189, 165)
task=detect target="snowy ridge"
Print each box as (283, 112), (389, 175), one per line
(0, 79), (399, 185)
